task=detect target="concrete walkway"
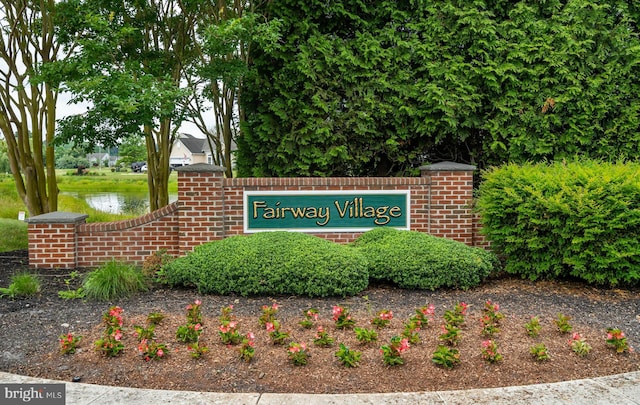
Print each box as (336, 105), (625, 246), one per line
(1, 371), (639, 404)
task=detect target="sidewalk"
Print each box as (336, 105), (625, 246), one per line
(2, 371), (639, 404)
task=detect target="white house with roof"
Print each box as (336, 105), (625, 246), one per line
(170, 134), (209, 167)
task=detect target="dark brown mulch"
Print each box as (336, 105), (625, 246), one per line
(0, 249), (639, 393)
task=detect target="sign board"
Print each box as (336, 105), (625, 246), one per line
(244, 190), (410, 232)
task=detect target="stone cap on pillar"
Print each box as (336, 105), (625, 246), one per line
(26, 212), (89, 224)
(420, 161), (477, 173)
(175, 163), (226, 173)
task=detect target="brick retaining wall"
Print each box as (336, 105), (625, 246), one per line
(27, 161), (486, 269)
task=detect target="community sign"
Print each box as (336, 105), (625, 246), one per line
(244, 190), (410, 232)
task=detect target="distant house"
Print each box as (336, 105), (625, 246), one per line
(170, 133), (235, 168)
(170, 134), (208, 167)
(86, 152), (110, 167)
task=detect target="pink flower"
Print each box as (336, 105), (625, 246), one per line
(398, 338), (410, 353)
(194, 299), (202, 306)
(482, 340), (492, 348)
(289, 345), (300, 353)
(247, 332), (255, 340)
(379, 311), (393, 320)
(194, 323), (202, 331)
(332, 306), (343, 320)
(156, 349), (164, 357)
(265, 322), (275, 333)
(114, 330), (123, 341)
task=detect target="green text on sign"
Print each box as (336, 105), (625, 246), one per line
(244, 190), (410, 232)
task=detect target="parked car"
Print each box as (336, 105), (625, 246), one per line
(131, 161), (146, 172)
(140, 164), (147, 172)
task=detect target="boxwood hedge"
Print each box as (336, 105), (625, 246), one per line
(476, 161), (640, 286)
(350, 228), (498, 290)
(157, 231), (369, 297)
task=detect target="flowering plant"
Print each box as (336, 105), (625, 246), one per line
(606, 328), (632, 353)
(313, 326), (335, 347)
(332, 305), (355, 329)
(354, 327), (378, 344)
(439, 323), (461, 346)
(219, 305), (235, 323)
(401, 319), (421, 344)
(525, 316), (542, 337)
(380, 336), (410, 366)
(554, 313), (572, 333)
(219, 320), (242, 345)
(412, 304), (435, 328)
(335, 343), (362, 368)
(287, 342), (309, 365)
(59, 333), (81, 354)
(530, 343), (550, 361)
(443, 302), (467, 327)
(176, 322), (203, 343)
(133, 324), (156, 342)
(94, 329), (124, 357)
(186, 300), (203, 325)
(480, 314), (500, 337)
(238, 332), (256, 362)
(266, 320), (289, 345)
(568, 332), (592, 357)
(259, 303), (279, 327)
(95, 306), (125, 357)
(481, 300), (504, 337)
(103, 306), (124, 329)
(137, 339), (168, 361)
(432, 345), (460, 369)
(371, 309), (393, 328)
(299, 308), (319, 329)
(483, 300), (504, 323)
(481, 339), (503, 363)
(187, 341), (208, 359)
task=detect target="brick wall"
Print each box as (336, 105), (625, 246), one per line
(27, 161), (482, 269)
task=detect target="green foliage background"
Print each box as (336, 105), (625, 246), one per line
(238, 0), (640, 177)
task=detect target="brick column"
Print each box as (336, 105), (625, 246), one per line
(420, 161), (476, 245)
(176, 163), (225, 255)
(27, 212), (88, 269)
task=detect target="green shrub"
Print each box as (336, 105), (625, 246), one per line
(476, 161), (640, 286)
(350, 228), (498, 290)
(158, 232), (369, 297)
(0, 272), (41, 298)
(83, 259), (148, 301)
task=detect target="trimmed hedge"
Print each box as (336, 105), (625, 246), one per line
(158, 231), (369, 297)
(476, 161), (640, 286)
(350, 228), (498, 290)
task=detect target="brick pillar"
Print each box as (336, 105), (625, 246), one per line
(27, 212), (88, 269)
(176, 163), (226, 255)
(420, 161), (476, 245)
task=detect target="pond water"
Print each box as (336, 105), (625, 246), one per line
(65, 192), (178, 215)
